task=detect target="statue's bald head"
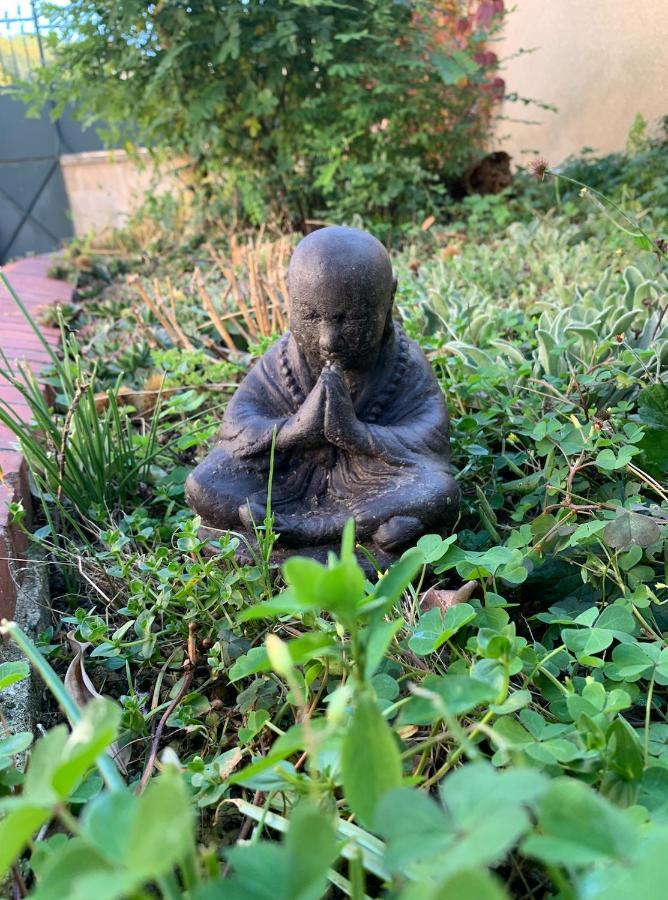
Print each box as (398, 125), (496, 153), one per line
(287, 226), (396, 371)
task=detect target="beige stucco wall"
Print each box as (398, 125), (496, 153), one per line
(60, 149), (186, 237)
(495, 0), (668, 167)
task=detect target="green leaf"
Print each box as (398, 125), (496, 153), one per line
(408, 604), (476, 656)
(81, 790), (138, 865)
(455, 547), (516, 579)
(340, 516), (356, 560)
(562, 626), (614, 659)
(637, 767), (668, 816)
(284, 802), (338, 900)
(51, 699), (121, 800)
(0, 660), (29, 691)
(595, 449), (618, 470)
(525, 738), (582, 764)
(284, 633), (338, 667)
(237, 590), (313, 621)
(605, 642), (655, 681)
(29, 841), (120, 900)
(125, 769), (193, 879)
(595, 605), (635, 634)
(379, 762), (548, 880)
(497, 562), (529, 584)
(604, 511), (661, 550)
(0, 804), (51, 880)
(607, 718), (643, 782)
(238, 709), (270, 744)
(397, 675), (497, 726)
(218, 843), (287, 900)
(400, 868), (511, 900)
(567, 519), (608, 546)
(638, 427), (668, 480)
(432, 49), (478, 85)
(408, 608), (444, 656)
(521, 778), (638, 866)
(363, 617), (404, 679)
(435, 604), (477, 649)
(319, 557), (366, 624)
(0, 731), (32, 758)
(375, 787), (452, 873)
(228, 722), (319, 786)
(578, 824), (668, 900)
(22, 726), (69, 805)
(636, 384), (668, 478)
(228, 646), (270, 682)
(416, 533), (457, 564)
(229, 633), (335, 682)
(638, 383), (668, 430)
(341, 692), (402, 827)
(490, 690), (532, 715)
(282, 557), (327, 608)
(440, 762), (547, 828)
(371, 673), (400, 701)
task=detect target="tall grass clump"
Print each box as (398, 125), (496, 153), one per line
(0, 273), (162, 528)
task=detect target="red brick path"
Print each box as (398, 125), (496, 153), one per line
(0, 255), (72, 620)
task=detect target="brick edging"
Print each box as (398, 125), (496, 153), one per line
(0, 254), (72, 620)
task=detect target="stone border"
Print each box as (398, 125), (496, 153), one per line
(0, 255), (72, 620)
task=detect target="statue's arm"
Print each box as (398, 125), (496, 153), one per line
(348, 403), (448, 463)
(220, 357), (327, 457)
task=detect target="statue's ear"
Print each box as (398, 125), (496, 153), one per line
(391, 275), (398, 302)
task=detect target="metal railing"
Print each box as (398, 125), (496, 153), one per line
(0, 2), (45, 84)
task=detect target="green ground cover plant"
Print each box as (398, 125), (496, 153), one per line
(0, 136), (667, 898)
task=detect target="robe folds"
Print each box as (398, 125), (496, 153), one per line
(186, 323), (458, 544)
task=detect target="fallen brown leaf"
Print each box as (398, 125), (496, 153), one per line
(65, 632), (130, 775)
(218, 747), (244, 781)
(397, 725), (418, 740)
(420, 580), (477, 612)
(440, 244), (460, 259)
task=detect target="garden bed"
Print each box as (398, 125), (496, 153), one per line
(1, 139), (667, 898)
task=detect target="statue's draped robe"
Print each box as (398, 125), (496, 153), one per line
(187, 325), (456, 541)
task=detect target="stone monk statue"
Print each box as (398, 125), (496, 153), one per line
(186, 226), (459, 562)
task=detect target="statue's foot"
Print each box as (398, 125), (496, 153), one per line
(373, 515), (423, 553)
(238, 500), (268, 531)
(239, 501), (347, 548)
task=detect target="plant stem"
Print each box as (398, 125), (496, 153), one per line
(420, 709), (494, 790)
(644, 668), (656, 768)
(546, 863), (576, 900)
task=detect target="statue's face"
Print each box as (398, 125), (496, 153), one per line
(287, 226), (396, 372)
(289, 277), (393, 371)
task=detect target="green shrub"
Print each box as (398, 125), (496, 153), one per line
(30, 0), (506, 230)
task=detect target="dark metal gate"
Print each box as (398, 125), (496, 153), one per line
(0, 2), (104, 263)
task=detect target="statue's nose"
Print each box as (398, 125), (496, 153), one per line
(319, 325), (341, 354)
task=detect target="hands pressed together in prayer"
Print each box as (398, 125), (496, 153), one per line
(279, 361), (364, 452)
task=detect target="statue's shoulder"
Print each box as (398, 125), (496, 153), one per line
(394, 327), (445, 407)
(394, 326), (434, 376)
(243, 333), (289, 382)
